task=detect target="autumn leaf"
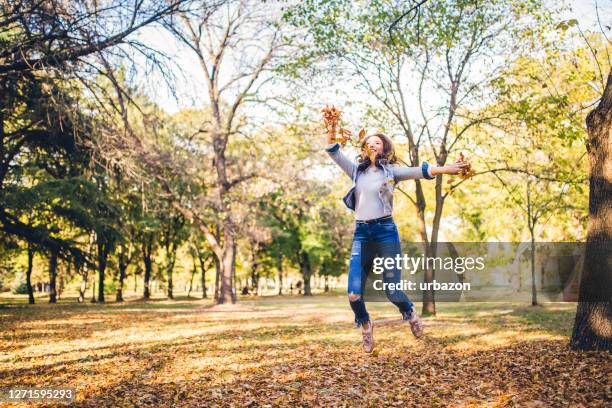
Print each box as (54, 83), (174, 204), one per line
(364, 144), (376, 163)
(335, 128), (352, 146)
(358, 128), (366, 141)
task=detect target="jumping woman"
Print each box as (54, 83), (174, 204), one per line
(324, 132), (468, 353)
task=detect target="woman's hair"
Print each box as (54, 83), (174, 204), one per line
(357, 133), (398, 171)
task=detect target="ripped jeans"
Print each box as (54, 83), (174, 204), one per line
(348, 217), (414, 327)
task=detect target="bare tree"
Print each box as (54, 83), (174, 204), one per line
(0, 0), (191, 76)
(154, 0), (288, 303)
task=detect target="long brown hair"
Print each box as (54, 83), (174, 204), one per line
(357, 133), (397, 171)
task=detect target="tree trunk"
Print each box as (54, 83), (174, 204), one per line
(217, 238), (234, 304)
(80, 232), (94, 303)
(58, 261), (66, 300)
(424, 169), (448, 316)
(143, 238), (153, 299)
(97, 240), (109, 303)
(214, 254), (221, 301)
(214, 224), (221, 302)
(201, 266), (206, 298)
(48, 251), (57, 303)
(218, 234), (235, 304)
(188, 257), (196, 297)
(530, 233), (537, 306)
(91, 277), (96, 303)
(414, 178), (435, 316)
(531, 231), (538, 306)
(422, 243), (436, 316)
(299, 250), (312, 296)
(570, 69), (612, 351)
(277, 254), (283, 295)
(196, 247), (207, 299)
(26, 244), (34, 304)
(251, 247), (259, 296)
(166, 242), (177, 299)
(216, 221), (235, 304)
(116, 242), (132, 302)
(116, 260), (127, 302)
(167, 262), (174, 299)
(78, 264), (88, 303)
(527, 178), (538, 306)
(231, 239), (237, 302)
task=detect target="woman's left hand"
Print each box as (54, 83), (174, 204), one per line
(442, 161), (470, 175)
(429, 161), (469, 176)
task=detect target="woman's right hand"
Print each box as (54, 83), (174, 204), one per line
(325, 131), (335, 145)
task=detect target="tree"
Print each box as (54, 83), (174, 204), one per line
(47, 250), (58, 303)
(138, 211), (160, 300)
(570, 69), (612, 351)
(258, 179), (350, 297)
(160, 209), (187, 299)
(25, 243), (35, 304)
(0, 0), (190, 76)
(116, 239), (135, 302)
(156, 0), (289, 303)
(473, 49), (593, 304)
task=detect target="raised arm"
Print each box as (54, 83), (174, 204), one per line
(324, 142), (357, 180)
(392, 162), (435, 182)
(393, 160), (470, 181)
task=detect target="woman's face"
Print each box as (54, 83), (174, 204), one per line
(365, 135), (384, 157)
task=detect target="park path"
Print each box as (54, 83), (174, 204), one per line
(0, 296), (609, 407)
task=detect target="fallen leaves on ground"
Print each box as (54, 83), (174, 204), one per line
(0, 298), (609, 407)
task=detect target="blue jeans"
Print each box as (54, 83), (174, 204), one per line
(347, 218), (414, 327)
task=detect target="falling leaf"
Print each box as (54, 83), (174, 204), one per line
(358, 128), (366, 141)
(364, 144), (376, 163)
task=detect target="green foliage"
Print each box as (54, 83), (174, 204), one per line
(10, 271), (28, 294)
(103, 279), (118, 295)
(11, 282), (29, 295)
(281, 0), (554, 78)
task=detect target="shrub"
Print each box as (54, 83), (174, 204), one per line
(12, 281), (29, 295)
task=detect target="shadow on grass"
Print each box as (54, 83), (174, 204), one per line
(509, 305), (577, 337)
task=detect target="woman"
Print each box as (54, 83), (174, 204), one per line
(324, 132), (468, 353)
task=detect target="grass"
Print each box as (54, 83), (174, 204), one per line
(0, 294), (609, 407)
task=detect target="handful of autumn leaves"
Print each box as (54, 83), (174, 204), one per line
(445, 152), (475, 194)
(321, 105), (376, 162)
(455, 152), (475, 180)
(322, 105), (475, 181)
